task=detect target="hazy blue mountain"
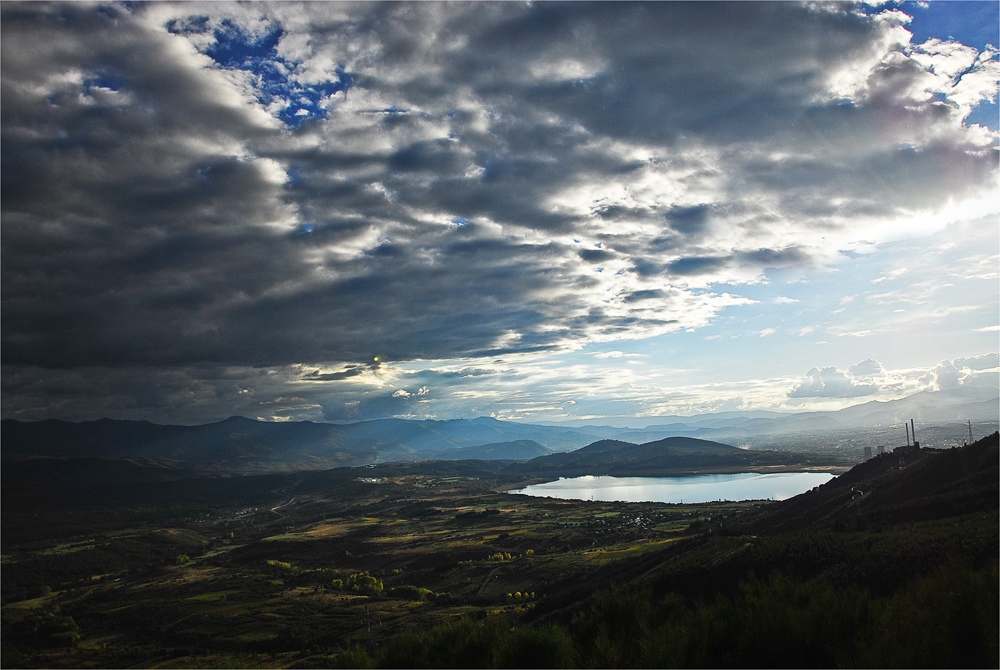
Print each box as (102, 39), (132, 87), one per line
(569, 387), (998, 444)
(337, 417), (596, 453)
(409, 440), (551, 462)
(834, 387), (999, 426)
(0, 416), (592, 470)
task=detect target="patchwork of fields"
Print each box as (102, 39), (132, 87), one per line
(1, 468), (753, 668)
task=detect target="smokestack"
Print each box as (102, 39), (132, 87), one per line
(911, 419), (916, 447)
(905, 422), (910, 447)
(968, 420), (974, 444)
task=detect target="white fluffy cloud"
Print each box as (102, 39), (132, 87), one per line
(790, 366), (880, 398)
(791, 354), (998, 399)
(922, 354), (1000, 391)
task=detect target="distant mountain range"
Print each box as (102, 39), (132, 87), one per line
(542, 385), (999, 443)
(2, 385), (995, 472)
(0, 416), (583, 471)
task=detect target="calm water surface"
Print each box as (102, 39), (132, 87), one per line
(510, 472), (835, 504)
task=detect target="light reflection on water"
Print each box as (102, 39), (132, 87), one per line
(510, 472), (835, 504)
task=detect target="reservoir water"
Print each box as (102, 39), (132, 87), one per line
(510, 472), (835, 504)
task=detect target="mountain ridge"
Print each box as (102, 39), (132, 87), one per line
(3, 384), (994, 474)
(504, 435), (843, 477)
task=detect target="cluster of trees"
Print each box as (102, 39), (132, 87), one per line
(4, 605), (82, 650)
(260, 562), (384, 596)
(331, 572), (384, 596)
(265, 559), (292, 570)
(505, 591), (534, 600)
(487, 549), (533, 561)
(256, 560), (458, 604)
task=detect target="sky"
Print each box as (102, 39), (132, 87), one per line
(2, 1), (998, 426)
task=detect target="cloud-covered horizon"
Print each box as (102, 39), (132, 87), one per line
(2, 2), (998, 423)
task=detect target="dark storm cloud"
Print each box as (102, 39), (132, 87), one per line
(465, 3), (876, 143)
(2, 2), (997, 421)
(666, 205), (712, 237)
(666, 257), (731, 277)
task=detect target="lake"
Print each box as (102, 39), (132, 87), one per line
(509, 472), (835, 504)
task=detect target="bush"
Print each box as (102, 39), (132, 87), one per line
(333, 645), (375, 669)
(385, 585), (433, 601)
(497, 625), (574, 669)
(855, 559), (999, 668)
(48, 631), (81, 647)
(380, 615), (511, 668)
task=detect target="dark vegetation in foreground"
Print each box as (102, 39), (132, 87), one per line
(377, 561), (997, 669)
(2, 433), (997, 668)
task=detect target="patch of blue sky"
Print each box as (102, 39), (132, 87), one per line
(172, 18), (351, 128)
(899, 2), (999, 131)
(285, 167), (304, 186)
(966, 99), (998, 131)
(901, 1), (999, 51)
(82, 69), (127, 94)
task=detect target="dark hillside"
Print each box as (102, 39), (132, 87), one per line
(628, 436), (742, 457)
(575, 439), (640, 454)
(0, 417), (360, 466)
(744, 432), (999, 535)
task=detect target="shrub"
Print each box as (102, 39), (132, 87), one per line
(333, 645), (374, 668)
(385, 585), (433, 601)
(497, 624), (574, 669)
